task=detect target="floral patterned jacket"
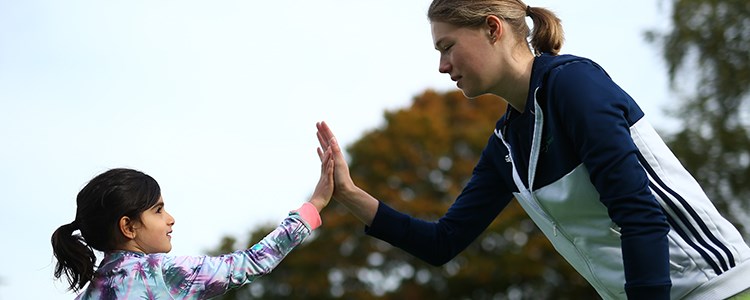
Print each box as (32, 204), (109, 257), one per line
(75, 203), (321, 300)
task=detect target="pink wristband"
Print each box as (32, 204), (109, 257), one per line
(293, 202), (322, 230)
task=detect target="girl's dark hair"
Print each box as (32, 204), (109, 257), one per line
(51, 168), (161, 292)
(428, 0), (564, 55)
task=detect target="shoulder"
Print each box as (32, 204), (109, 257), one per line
(547, 57), (609, 87)
(535, 55), (644, 130)
(531, 54), (611, 98)
(535, 55), (622, 107)
(533, 53), (603, 75)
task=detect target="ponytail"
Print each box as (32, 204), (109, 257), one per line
(51, 221), (96, 292)
(526, 5), (564, 56)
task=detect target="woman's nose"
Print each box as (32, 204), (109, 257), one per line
(438, 56), (451, 74)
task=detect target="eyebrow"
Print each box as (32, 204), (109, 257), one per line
(151, 201), (165, 210)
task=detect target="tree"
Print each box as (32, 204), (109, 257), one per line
(646, 0), (750, 237)
(211, 90), (597, 299)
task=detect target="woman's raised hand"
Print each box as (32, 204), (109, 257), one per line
(316, 121), (356, 200)
(315, 121), (379, 225)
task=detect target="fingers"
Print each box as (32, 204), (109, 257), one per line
(316, 123), (329, 147)
(316, 121), (340, 163)
(323, 145), (336, 171)
(316, 130), (328, 150)
(316, 121), (335, 147)
(316, 122), (331, 162)
(319, 145), (331, 171)
(321, 122), (335, 144)
(316, 131), (330, 164)
(329, 134), (341, 155)
(326, 152), (334, 178)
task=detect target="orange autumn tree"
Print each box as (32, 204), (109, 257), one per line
(211, 90), (597, 299)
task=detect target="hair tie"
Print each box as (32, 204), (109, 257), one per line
(526, 5), (532, 17)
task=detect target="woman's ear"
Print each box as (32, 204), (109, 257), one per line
(119, 216), (137, 239)
(485, 15), (504, 43)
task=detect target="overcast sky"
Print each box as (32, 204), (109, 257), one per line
(0, 1), (673, 299)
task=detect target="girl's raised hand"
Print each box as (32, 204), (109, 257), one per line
(309, 144), (334, 212)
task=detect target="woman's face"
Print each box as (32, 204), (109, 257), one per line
(432, 21), (499, 98)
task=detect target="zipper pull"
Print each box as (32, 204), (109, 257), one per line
(553, 223), (558, 237)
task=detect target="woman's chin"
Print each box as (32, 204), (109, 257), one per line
(460, 89), (484, 99)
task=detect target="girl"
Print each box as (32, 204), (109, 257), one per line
(314, 0), (750, 299)
(51, 146), (334, 299)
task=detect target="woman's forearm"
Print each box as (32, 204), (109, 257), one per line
(337, 185), (379, 226)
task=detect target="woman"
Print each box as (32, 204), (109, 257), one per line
(315, 0), (750, 299)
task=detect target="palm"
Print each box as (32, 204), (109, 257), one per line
(316, 122), (355, 199)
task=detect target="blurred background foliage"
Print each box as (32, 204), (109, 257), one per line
(646, 0), (750, 235)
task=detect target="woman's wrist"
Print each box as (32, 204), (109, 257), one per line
(335, 183), (360, 203)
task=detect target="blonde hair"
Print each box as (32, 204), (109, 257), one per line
(427, 0), (564, 55)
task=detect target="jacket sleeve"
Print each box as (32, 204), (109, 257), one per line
(365, 137), (514, 266)
(547, 61), (671, 299)
(160, 205), (316, 299)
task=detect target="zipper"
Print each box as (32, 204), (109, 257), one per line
(496, 87), (558, 236)
(498, 129), (559, 236)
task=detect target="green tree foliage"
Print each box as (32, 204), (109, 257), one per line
(646, 0), (750, 237)
(211, 90), (597, 299)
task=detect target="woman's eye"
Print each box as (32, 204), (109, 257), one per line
(437, 44), (452, 54)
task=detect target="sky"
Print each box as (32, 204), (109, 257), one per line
(0, 0), (673, 299)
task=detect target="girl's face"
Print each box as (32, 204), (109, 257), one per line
(432, 21), (500, 98)
(132, 197), (175, 253)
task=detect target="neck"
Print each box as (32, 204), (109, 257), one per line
(494, 51), (535, 113)
(504, 82), (530, 113)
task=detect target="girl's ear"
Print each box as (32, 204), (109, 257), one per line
(119, 216), (137, 239)
(485, 15), (504, 43)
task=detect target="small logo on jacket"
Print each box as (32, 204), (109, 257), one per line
(542, 136), (554, 153)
